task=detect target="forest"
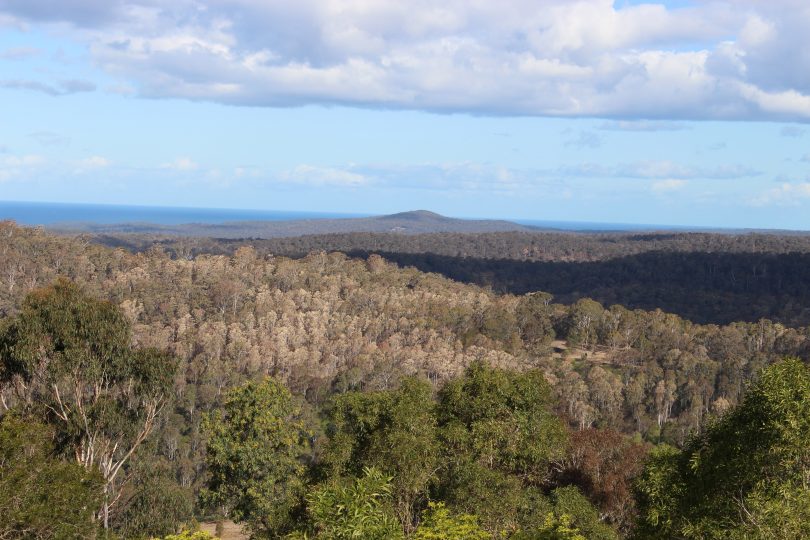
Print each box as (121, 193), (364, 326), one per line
(1, 221), (810, 539)
(91, 230), (810, 326)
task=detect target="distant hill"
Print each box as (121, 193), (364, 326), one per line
(49, 210), (541, 238)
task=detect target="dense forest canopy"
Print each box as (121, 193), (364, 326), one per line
(90, 229), (810, 326)
(1, 221), (809, 538)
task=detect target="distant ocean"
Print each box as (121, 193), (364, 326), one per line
(0, 200), (690, 232)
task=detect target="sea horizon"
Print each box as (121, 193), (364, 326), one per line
(0, 199), (803, 233)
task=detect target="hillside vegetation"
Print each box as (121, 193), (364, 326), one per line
(90, 229), (810, 326)
(1, 222), (809, 538)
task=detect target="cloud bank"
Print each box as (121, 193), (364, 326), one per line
(2, 1), (810, 120)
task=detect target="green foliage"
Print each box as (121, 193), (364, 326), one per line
(114, 460), (195, 539)
(634, 357), (810, 539)
(294, 467), (404, 540)
(512, 514), (585, 540)
(0, 279), (177, 529)
(547, 487), (617, 540)
(515, 292), (556, 352)
(202, 377), (308, 537)
(436, 362), (568, 533)
(412, 502), (491, 540)
(323, 377), (438, 530)
(157, 529), (215, 540)
(563, 299), (604, 349)
(0, 415), (103, 540)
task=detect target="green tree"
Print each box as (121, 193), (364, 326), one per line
(292, 467), (404, 540)
(202, 377), (308, 537)
(114, 459), (194, 539)
(515, 292), (556, 353)
(563, 299), (604, 349)
(546, 487), (616, 540)
(436, 362), (568, 533)
(634, 357), (810, 539)
(412, 502), (491, 540)
(0, 415), (103, 540)
(323, 377), (438, 531)
(512, 514), (585, 540)
(158, 530), (216, 540)
(0, 279), (177, 529)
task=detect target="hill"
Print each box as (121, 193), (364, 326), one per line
(49, 210), (539, 238)
(2, 222), (810, 538)
(88, 229), (810, 326)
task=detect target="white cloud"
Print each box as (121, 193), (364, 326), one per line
(751, 182), (810, 206)
(598, 120), (690, 132)
(651, 179), (687, 193)
(161, 157), (198, 171)
(0, 78), (96, 96)
(273, 159), (749, 192)
(560, 160), (759, 180)
(3, 155), (44, 167)
(77, 155), (111, 168)
(0, 154), (45, 182)
(72, 155), (111, 173)
(280, 164), (368, 187)
(2, 1), (810, 120)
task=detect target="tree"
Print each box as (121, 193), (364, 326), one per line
(515, 292), (556, 353)
(323, 377), (438, 531)
(113, 459), (194, 539)
(512, 514), (585, 540)
(436, 362), (568, 533)
(557, 429), (648, 533)
(292, 467), (404, 540)
(412, 502), (490, 540)
(202, 377), (308, 537)
(0, 415), (103, 539)
(158, 530), (216, 540)
(563, 299), (604, 349)
(634, 357), (810, 539)
(0, 279), (177, 529)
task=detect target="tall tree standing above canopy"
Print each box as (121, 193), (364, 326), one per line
(0, 279), (177, 530)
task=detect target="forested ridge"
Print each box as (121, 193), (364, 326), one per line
(2, 222), (810, 538)
(91, 230), (810, 326)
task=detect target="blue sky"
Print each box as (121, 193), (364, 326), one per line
(1, 1), (810, 229)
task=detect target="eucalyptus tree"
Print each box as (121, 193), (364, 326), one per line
(0, 279), (177, 529)
(634, 358), (810, 539)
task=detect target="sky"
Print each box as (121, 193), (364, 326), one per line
(1, 0), (810, 229)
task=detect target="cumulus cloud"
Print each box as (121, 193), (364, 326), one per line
(598, 120), (690, 132)
(76, 155), (111, 169)
(1, 1), (810, 120)
(272, 159), (753, 192)
(0, 78), (96, 96)
(651, 179), (687, 193)
(275, 162), (542, 192)
(751, 182), (810, 206)
(0, 154), (45, 182)
(353, 162), (535, 192)
(560, 160), (760, 180)
(161, 157), (199, 171)
(279, 165), (368, 187)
